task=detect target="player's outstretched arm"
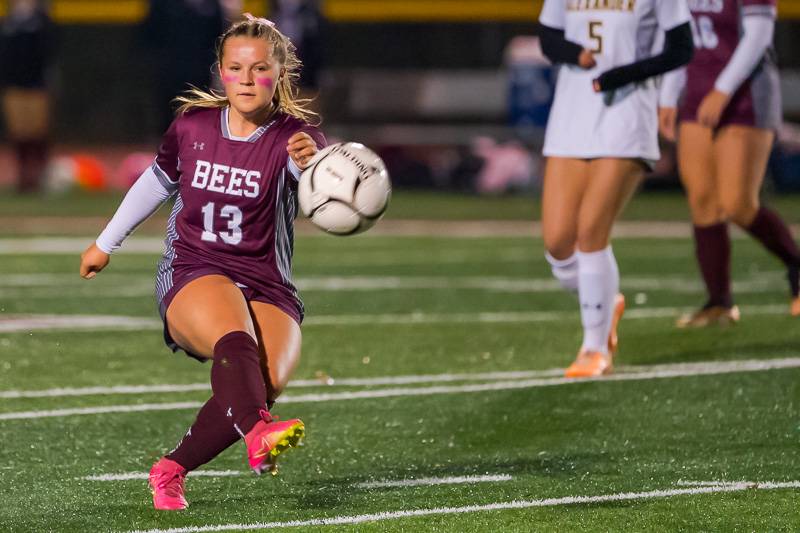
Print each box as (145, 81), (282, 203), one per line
(593, 22), (694, 93)
(79, 165), (175, 279)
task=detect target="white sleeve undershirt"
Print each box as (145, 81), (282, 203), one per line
(95, 165), (176, 254)
(714, 14), (775, 95)
(659, 67), (687, 108)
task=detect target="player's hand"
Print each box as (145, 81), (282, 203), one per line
(287, 132), (318, 169)
(80, 243), (110, 279)
(578, 48), (596, 70)
(658, 107), (678, 142)
(697, 89), (730, 129)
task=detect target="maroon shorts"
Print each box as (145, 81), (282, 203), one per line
(680, 63), (782, 132)
(156, 264), (303, 361)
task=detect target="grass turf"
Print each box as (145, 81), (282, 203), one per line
(1, 196), (800, 530)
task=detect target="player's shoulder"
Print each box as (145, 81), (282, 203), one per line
(174, 106), (220, 128)
(274, 112), (326, 144)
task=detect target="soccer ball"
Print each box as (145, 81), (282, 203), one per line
(298, 142), (391, 235)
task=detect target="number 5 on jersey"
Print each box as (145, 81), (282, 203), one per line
(201, 202), (243, 245)
(589, 21), (603, 54)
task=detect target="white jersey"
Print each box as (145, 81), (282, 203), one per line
(541, 0), (691, 161)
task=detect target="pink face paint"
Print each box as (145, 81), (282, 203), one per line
(222, 74), (238, 84)
(256, 77), (274, 89)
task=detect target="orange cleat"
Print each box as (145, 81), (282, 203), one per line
(565, 350), (613, 378)
(791, 297), (800, 317)
(676, 305), (740, 328)
(607, 293), (626, 355)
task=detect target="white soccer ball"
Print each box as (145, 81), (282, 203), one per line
(298, 142), (391, 235)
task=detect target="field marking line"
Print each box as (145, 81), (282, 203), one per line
(0, 301), (794, 334)
(125, 481), (800, 533)
(0, 274), (787, 296)
(80, 472), (511, 487)
(3, 356), (798, 400)
(82, 470), (242, 481)
(2, 358), (799, 421)
(0, 369), (567, 399)
(356, 474), (513, 489)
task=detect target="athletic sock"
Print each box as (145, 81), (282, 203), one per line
(210, 331), (268, 437)
(693, 223), (733, 308)
(545, 251), (578, 292)
(577, 247), (618, 354)
(744, 207), (800, 297)
(166, 396), (240, 471)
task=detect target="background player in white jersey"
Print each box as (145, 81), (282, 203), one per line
(538, 0), (694, 377)
(80, 15), (324, 510)
(660, 0), (800, 326)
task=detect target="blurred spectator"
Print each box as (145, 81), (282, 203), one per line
(0, 0), (54, 193)
(269, 0), (325, 113)
(141, 0), (225, 133)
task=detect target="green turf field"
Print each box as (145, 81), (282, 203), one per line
(1, 191), (799, 531)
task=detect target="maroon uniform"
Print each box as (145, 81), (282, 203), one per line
(680, 0), (781, 129)
(153, 107), (325, 352)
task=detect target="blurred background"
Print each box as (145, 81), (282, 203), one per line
(2, 0), (800, 197)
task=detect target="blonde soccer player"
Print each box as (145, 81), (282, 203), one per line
(538, 0), (694, 377)
(659, 0), (800, 327)
(80, 15), (324, 510)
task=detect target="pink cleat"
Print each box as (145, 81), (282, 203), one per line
(245, 411), (305, 475)
(148, 457), (188, 511)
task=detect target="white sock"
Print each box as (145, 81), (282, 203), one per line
(545, 251), (578, 292)
(577, 246), (619, 354)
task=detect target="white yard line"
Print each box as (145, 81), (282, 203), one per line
(82, 470), (242, 482)
(356, 474), (513, 489)
(3, 356), (799, 400)
(0, 369), (566, 399)
(125, 481), (800, 533)
(0, 302), (793, 334)
(82, 472), (511, 487)
(2, 358), (798, 421)
(0, 273), (787, 295)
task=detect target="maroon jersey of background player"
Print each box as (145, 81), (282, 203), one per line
(154, 106), (326, 331)
(681, 0), (781, 129)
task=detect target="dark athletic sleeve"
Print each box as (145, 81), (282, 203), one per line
(593, 22), (694, 92)
(538, 24), (584, 66)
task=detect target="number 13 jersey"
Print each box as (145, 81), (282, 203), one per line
(539, 0), (690, 161)
(152, 107), (326, 323)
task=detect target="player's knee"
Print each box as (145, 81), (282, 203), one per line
(575, 227), (609, 253)
(544, 240), (574, 261)
(722, 201), (758, 227)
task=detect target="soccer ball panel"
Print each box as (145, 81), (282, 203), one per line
(311, 200), (362, 235)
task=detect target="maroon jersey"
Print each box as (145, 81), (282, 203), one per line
(680, 0), (780, 129)
(153, 107), (326, 323)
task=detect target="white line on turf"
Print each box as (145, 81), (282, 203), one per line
(82, 470), (242, 481)
(0, 274), (787, 295)
(356, 474), (513, 489)
(82, 472), (511, 487)
(0, 369), (566, 399)
(2, 358), (798, 421)
(124, 481), (800, 533)
(0, 302), (793, 334)
(3, 355), (798, 400)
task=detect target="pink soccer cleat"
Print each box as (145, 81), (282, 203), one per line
(148, 457), (188, 511)
(244, 412), (305, 475)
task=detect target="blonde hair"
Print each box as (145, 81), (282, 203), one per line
(174, 14), (317, 123)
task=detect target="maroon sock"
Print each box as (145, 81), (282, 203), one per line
(166, 396), (240, 471)
(693, 223), (733, 307)
(745, 207), (800, 296)
(210, 331), (267, 437)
